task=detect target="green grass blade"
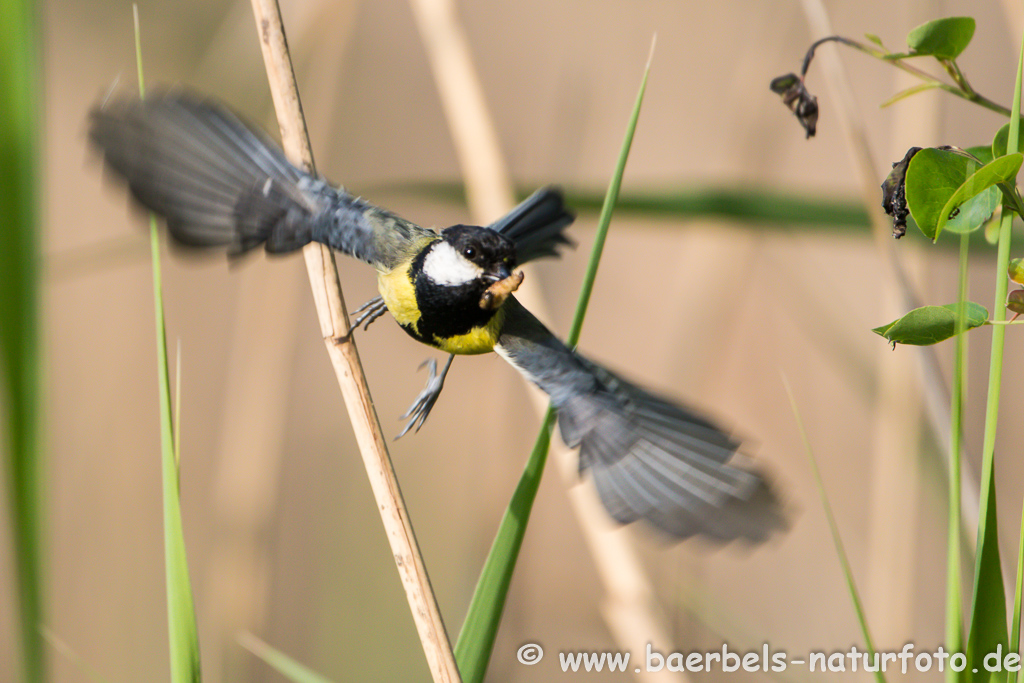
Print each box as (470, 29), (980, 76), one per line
(1010, 500), (1024, 683)
(238, 633), (336, 683)
(134, 8), (202, 682)
(567, 40), (654, 347)
(175, 340), (181, 470)
(453, 410), (556, 682)
(157, 246), (200, 682)
(965, 23), (1023, 683)
(0, 0), (45, 680)
(453, 39), (655, 683)
(783, 376), (886, 683)
(947, 233), (968, 683)
(967, 480), (1009, 683)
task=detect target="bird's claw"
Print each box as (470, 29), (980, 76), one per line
(334, 296), (389, 344)
(396, 356), (452, 439)
(351, 296), (389, 332)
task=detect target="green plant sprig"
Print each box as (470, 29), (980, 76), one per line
(801, 29), (1010, 118)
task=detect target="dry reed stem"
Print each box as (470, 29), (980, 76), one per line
(798, 0), (980, 551)
(408, 2), (686, 679)
(204, 266), (304, 678)
(407, 0), (515, 218)
(247, 1), (460, 681)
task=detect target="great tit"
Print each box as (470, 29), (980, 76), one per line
(88, 90), (786, 542)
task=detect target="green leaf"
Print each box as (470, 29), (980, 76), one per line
(936, 154), (1021, 239)
(872, 302), (988, 346)
(454, 411), (555, 682)
(906, 17), (976, 59)
(0, 0), (45, 680)
(454, 40), (654, 683)
(865, 33), (885, 48)
(879, 82), (939, 109)
(966, 472), (1009, 683)
(967, 145), (996, 165)
(1011, 500), (1024, 683)
(1009, 258), (1024, 285)
(994, 119), (1024, 158)
(905, 147), (998, 240)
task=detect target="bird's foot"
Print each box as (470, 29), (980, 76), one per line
(396, 355), (454, 439)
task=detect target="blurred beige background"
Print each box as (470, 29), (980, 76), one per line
(4, 0), (1024, 681)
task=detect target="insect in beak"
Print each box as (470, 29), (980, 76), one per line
(479, 269), (524, 310)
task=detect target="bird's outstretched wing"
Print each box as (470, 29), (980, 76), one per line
(89, 89), (434, 268)
(496, 297), (786, 542)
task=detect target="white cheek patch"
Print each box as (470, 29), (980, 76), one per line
(422, 241), (484, 286)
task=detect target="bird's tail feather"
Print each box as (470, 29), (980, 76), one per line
(488, 187), (574, 263)
(89, 89), (315, 256)
(496, 297), (786, 543)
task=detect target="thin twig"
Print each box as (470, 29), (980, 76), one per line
(246, 2), (461, 681)
(803, 36), (1011, 117)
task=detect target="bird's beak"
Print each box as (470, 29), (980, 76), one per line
(479, 269), (524, 310)
(483, 262), (514, 284)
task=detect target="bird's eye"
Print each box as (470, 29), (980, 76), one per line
(463, 247), (476, 259)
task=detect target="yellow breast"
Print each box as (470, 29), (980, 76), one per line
(432, 307), (505, 355)
(376, 261), (421, 330)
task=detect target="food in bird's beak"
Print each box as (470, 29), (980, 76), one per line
(479, 269), (524, 310)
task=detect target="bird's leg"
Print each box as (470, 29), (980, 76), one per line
(334, 296), (389, 343)
(396, 354), (455, 439)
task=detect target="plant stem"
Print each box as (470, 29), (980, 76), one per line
(784, 376), (885, 683)
(246, 1), (460, 681)
(977, 31), (1024, 563)
(966, 24), (1024, 681)
(946, 232), (968, 683)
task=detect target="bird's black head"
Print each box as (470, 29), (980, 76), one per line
(414, 225), (517, 293)
(436, 225), (517, 283)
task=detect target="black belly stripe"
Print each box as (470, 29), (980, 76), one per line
(413, 278), (497, 342)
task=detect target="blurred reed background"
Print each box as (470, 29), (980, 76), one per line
(3, 0), (1024, 681)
